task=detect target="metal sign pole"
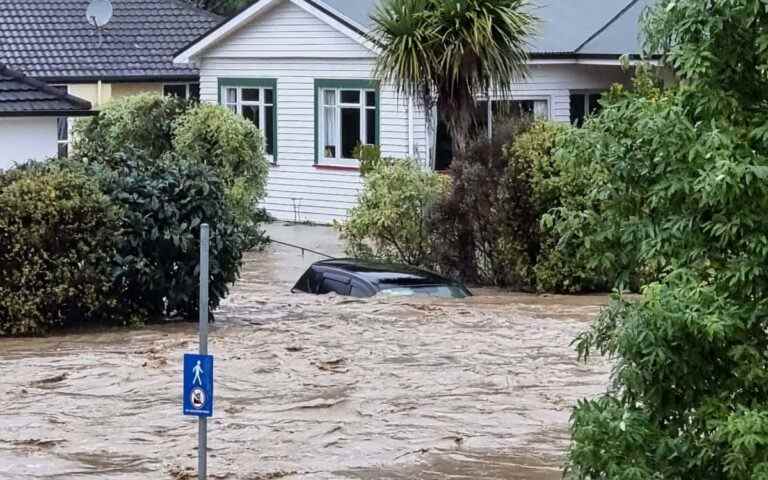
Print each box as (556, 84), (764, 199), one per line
(198, 224), (209, 480)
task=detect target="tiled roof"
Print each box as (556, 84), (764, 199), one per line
(0, 0), (223, 82)
(0, 63), (92, 115)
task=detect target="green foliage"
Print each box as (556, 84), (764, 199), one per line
(428, 120), (607, 290)
(185, 0), (249, 15)
(353, 144), (390, 177)
(336, 159), (449, 266)
(534, 120), (622, 292)
(173, 103), (269, 244)
(73, 93), (192, 162)
(371, 0), (535, 152)
(101, 156), (243, 320)
(73, 95), (270, 250)
(0, 164), (121, 336)
(566, 1), (768, 477)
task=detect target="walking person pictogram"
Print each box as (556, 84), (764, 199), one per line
(193, 360), (204, 386)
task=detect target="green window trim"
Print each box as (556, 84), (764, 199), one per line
(314, 79), (381, 165)
(217, 77), (278, 165)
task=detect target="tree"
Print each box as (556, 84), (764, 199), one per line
(564, 1), (768, 478)
(185, 0), (250, 15)
(370, 0), (535, 155)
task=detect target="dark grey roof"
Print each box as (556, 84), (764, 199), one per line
(318, 0), (652, 56)
(0, 0), (222, 82)
(0, 63), (92, 116)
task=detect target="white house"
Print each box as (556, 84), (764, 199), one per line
(0, 64), (92, 170)
(175, 0), (650, 223)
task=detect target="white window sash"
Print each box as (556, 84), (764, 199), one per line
(484, 97), (550, 138)
(221, 86), (274, 161)
(319, 87), (376, 165)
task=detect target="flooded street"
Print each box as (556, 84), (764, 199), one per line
(0, 224), (610, 479)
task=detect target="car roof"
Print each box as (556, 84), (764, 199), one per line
(314, 258), (455, 288)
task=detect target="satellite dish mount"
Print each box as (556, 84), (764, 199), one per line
(86, 0), (113, 46)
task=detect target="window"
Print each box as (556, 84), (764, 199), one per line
(57, 118), (69, 158)
(476, 98), (549, 137)
(164, 83), (200, 101)
(219, 79), (277, 162)
(315, 80), (379, 166)
(570, 92), (603, 127)
(50, 85), (70, 158)
(435, 97), (549, 170)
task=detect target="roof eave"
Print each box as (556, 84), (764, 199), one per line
(0, 109), (96, 118)
(37, 74), (201, 84)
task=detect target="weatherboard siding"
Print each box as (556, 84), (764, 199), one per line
(195, 0), (630, 223)
(199, 56), (427, 223)
(206, 0), (374, 59)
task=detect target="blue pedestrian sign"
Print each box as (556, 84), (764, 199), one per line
(183, 354), (214, 417)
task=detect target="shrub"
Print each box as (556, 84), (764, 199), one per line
(0, 164), (122, 336)
(353, 144), (390, 176)
(173, 103), (269, 239)
(101, 156), (244, 320)
(73, 96), (270, 250)
(72, 93), (191, 162)
(429, 120), (538, 287)
(564, 0), (768, 469)
(337, 159), (449, 266)
(527, 122), (615, 293)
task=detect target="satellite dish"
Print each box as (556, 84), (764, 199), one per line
(86, 0), (113, 28)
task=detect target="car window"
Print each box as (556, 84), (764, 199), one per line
(319, 273), (351, 296)
(350, 280), (373, 298)
(379, 285), (469, 299)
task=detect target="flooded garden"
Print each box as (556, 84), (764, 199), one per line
(0, 224), (610, 479)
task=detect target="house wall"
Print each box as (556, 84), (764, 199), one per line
(68, 82), (165, 109)
(507, 63), (632, 122)
(111, 82), (164, 98)
(194, 0), (633, 223)
(198, 0), (427, 223)
(0, 117), (58, 170)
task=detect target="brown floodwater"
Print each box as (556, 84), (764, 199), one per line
(0, 223), (610, 479)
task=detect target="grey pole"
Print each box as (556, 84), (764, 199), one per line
(198, 224), (209, 480)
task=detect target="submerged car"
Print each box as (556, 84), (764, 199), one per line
(292, 259), (472, 299)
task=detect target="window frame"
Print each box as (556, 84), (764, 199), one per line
(163, 82), (200, 100)
(314, 79), (380, 167)
(479, 95), (550, 138)
(218, 78), (278, 165)
(569, 90), (603, 127)
(50, 84), (70, 158)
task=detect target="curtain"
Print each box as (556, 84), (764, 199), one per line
(533, 100), (548, 119)
(323, 89), (337, 158)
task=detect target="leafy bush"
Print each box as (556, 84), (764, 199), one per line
(337, 159), (449, 266)
(173, 103), (269, 239)
(566, 0), (768, 474)
(73, 93), (191, 162)
(101, 156), (244, 320)
(73, 96), (270, 250)
(353, 144), (390, 176)
(0, 164), (121, 336)
(530, 123), (617, 293)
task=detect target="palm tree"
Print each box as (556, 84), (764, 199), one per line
(371, 0), (536, 158)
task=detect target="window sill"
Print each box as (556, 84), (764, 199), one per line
(313, 164), (360, 172)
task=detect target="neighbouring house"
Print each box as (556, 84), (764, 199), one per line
(172, 0), (649, 223)
(0, 0), (222, 158)
(0, 64), (93, 170)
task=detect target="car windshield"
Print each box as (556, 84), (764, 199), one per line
(378, 285), (469, 299)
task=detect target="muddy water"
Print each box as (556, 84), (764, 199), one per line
(0, 224), (610, 479)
